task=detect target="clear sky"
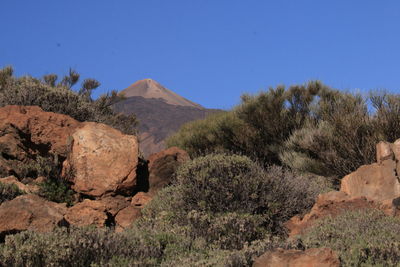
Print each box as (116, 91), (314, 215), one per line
(1, 1), (399, 109)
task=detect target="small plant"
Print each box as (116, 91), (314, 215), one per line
(38, 177), (75, 206)
(0, 182), (25, 204)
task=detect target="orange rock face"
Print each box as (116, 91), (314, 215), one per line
(0, 105), (80, 157)
(0, 194), (67, 237)
(63, 122), (139, 197)
(340, 159), (400, 202)
(253, 248), (340, 267)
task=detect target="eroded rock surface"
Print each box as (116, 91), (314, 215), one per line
(63, 122), (139, 197)
(0, 194), (67, 238)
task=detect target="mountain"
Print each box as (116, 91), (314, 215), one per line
(115, 79), (221, 157)
(120, 79), (203, 109)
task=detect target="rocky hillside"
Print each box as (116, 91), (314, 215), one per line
(0, 105), (188, 236)
(114, 79), (221, 157)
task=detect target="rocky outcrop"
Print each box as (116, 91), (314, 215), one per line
(0, 194), (67, 239)
(64, 197), (131, 228)
(286, 139), (400, 237)
(62, 122), (139, 197)
(0, 106), (191, 238)
(253, 248), (340, 267)
(0, 105), (80, 178)
(285, 191), (381, 237)
(340, 159), (400, 201)
(147, 146), (189, 196)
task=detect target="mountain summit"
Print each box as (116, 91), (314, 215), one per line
(120, 79), (203, 109)
(115, 79), (221, 157)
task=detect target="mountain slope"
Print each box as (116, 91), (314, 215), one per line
(115, 80), (221, 157)
(120, 79), (203, 109)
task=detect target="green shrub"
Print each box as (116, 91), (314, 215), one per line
(173, 153), (327, 233)
(38, 177), (75, 206)
(0, 181), (24, 204)
(298, 209), (400, 266)
(141, 153), (328, 239)
(166, 111), (247, 157)
(0, 66), (137, 135)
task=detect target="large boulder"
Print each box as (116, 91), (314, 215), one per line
(147, 146), (189, 195)
(62, 122), (139, 197)
(0, 194), (67, 239)
(340, 159), (400, 202)
(253, 248), (340, 267)
(0, 105), (80, 178)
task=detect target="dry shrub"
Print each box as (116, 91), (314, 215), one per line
(0, 66), (137, 135)
(298, 209), (400, 266)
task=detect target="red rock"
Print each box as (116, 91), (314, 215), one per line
(147, 146), (189, 195)
(64, 197), (131, 227)
(115, 206), (142, 232)
(63, 122), (139, 197)
(131, 192), (152, 207)
(0, 105), (80, 157)
(0, 194), (67, 236)
(65, 199), (108, 227)
(340, 159), (400, 202)
(285, 191), (379, 237)
(253, 248), (340, 267)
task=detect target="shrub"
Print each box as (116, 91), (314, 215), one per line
(0, 182), (24, 204)
(0, 66), (137, 135)
(281, 90), (400, 180)
(38, 177), (75, 206)
(141, 153), (328, 238)
(168, 82), (326, 165)
(166, 111), (247, 157)
(298, 209), (400, 266)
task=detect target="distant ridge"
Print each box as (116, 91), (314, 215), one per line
(115, 79), (222, 157)
(120, 79), (203, 109)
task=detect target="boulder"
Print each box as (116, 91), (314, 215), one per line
(65, 197), (131, 227)
(0, 105), (80, 158)
(63, 122), (139, 197)
(115, 206), (142, 232)
(0, 194), (67, 238)
(64, 199), (109, 227)
(0, 105), (80, 178)
(253, 248), (340, 267)
(147, 146), (189, 195)
(340, 159), (400, 202)
(131, 192), (152, 207)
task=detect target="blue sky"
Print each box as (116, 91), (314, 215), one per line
(1, 1), (399, 109)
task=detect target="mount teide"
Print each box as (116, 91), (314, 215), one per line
(114, 79), (221, 157)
